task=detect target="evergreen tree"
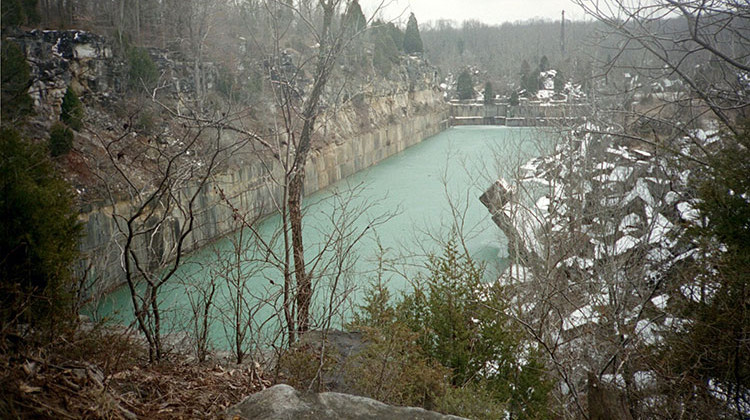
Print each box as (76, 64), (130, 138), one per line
(403, 12), (423, 54)
(553, 70), (565, 92)
(524, 71), (539, 95)
(127, 46), (159, 91)
(519, 59), (532, 93)
(60, 86), (84, 130)
(371, 21), (400, 76)
(539, 55), (550, 72)
(456, 70), (474, 100)
(398, 239), (551, 418)
(509, 90), (519, 106)
(388, 23), (404, 51)
(667, 128), (750, 414)
(1, 40), (33, 121)
(49, 122), (73, 156)
(1, 0), (39, 29)
(344, 0), (366, 34)
(0, 128), (80, 329)
(483, 81), (494, 104)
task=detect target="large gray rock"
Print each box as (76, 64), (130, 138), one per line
(225, 384), (466, 420)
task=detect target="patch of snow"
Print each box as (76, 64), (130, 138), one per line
(563, 305), (599, 331)
(560, 381), (569, 395)
(536, 196), (551, 213)
(677, 201), (700, 222)
(505, 265), (532, 283)
(649, 212), (674, 245)
(563, 256), (594, 270)
(520, 160), (540, 174)
(521, 302), (536, 314)
(607, 147), (636, 161)
(619, 213), (642, 234)
(648, 247), (672, 263)
(634, 371), (658, 390)
(680, 281), (720, 303)
(614, 235), (639, 255)
(708, 379), (750, 415)
(663, 316), (691, 332)
(622, 178), (655, 207)
(537, 89), (554, 99)
(609, 166), (634, 182)
(635, 319), (662, 346)
(679, 169), (691, 185)
(673, 248), (698, 262)
(665, 191), (680, 205)
(601, 374), (626, 388)
(651, 295), (668, 310)
(75, 44), (97, 59)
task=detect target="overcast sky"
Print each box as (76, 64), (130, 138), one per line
(358, 0), (587, 26)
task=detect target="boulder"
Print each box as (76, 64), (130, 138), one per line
(225, 384), (466, 420)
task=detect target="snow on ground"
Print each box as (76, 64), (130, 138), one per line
(677, 201), (701, 222)
(563, 305), (599, 331)
(651, 294), (668, 310)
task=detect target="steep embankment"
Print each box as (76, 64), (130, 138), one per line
(8, 29), (449, 292)
(79, 89), (447, 291)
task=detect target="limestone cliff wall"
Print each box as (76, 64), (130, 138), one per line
(79, 90), (449, 292)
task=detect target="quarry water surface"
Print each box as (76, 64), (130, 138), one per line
(97, 126), (549, 348)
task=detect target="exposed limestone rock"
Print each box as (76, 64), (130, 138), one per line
(7, 29), (117, 122)
(8, 28), (449, 294)
(296, 330), (366, 392)
(224, 384), (466, 420)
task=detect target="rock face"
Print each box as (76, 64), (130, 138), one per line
(225, 385), (466, 420)
(7, 29), (117, 123)
(8, 29), (449, 293)
(79, 90), (448, 292)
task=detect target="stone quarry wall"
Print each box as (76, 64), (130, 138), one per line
(7, 29), (449, 292)
(79, 89), (449, 292)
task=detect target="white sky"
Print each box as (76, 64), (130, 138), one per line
(358, 0), (587, 26)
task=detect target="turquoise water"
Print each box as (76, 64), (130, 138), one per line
(96, 126), (549, 349)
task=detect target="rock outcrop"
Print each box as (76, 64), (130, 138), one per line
(224, 384), (466, 420)
(7, 29), (116, 123)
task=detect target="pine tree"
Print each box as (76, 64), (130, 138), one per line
(127, 46), (159, 91)
(667, 128), (750, 414)
(49, 122), (73, 156)
(483, 81), (494, 105)
(403, 12), (423, 54)
(344, 0), (367, 34)
(386, 22), (404, 51)
(509, 90), (519, 106)
(519, 59), (532, 93)
(1, 0), (39, 28)
(539, 55), (550, 72)
(60, 86), (84, 130)
(553, 70), (565, 92)
(372, 21), (400, 76)
(1, 40), (33, 121)
(456, 70), (473, 100)
(0, 127), (80, 329)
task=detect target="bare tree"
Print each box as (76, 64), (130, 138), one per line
(242, 0), (381, 342)
(93, 112), (249, 362)
(574, 0), (749, 140)
(480, 125), (702, 418)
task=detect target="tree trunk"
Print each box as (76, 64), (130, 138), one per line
(288, 0), (336, 337)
